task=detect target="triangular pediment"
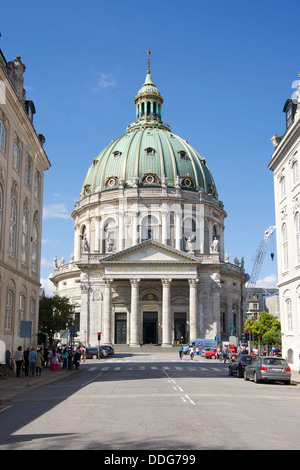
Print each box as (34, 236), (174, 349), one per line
(101, 240), (198, 264)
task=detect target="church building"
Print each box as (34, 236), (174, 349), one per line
(50, 61), (247, 347)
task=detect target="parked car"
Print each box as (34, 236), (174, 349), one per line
(200, 347), (215, 356)
(204, 348), (218, 359)
(244, 356), (291, 385)
(86, 347), (108, 359)
(228, 355), (255, 377)
(102, 345), (114, 355)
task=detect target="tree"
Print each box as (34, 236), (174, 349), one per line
(38, 295), (72, 345)
(244, 311), (281, 346)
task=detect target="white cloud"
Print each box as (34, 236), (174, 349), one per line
(41, 257), (54, 267)
(43, 203), (71, 220)
(256, 273), (278, 289)
(40, 277), (54, 296)
(91, 73), (117, 92)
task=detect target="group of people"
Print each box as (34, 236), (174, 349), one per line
(13, 344), (85, 377)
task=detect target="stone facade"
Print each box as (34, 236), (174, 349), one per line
(0, 50), (50, 360)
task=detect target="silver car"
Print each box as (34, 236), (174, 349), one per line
(244, 356), (291, 385)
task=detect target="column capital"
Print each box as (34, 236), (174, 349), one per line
(188, 278), (199, 287)
(130, 278), (140, 287)
(161, 278), (172, 287)
(104, 278), (113, 287)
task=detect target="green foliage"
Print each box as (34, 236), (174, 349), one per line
(38, 295), (72, 345)
(245, 311), (281, 346)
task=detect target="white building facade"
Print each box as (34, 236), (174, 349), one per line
(51, 67), (247, 348)
(269, 75), (300, 371)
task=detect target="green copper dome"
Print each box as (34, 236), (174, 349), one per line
(81, 70), (218, 199)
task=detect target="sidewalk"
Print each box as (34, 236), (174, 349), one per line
(0, 366), (81, 403)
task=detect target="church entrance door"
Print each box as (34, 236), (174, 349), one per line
(174, 312), (187, 343)
(115, 313), (127, 344)
(143, 311), (158, 344)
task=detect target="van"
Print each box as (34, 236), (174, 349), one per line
(183, 338), (217, 354)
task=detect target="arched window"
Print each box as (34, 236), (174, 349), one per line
(9, 198), (17, 258)
(5, 289), (13, 331)
(34, 170), (41, 200)
(32, 221), (38, 273)
(19, 294), (25, 333)
(280, 175), (286, 199)
(104, 218), (117, 252)
(0, 120), (5, 153)
(183, 217), (196, 251)
(25, 155), (32, 187)
(141, 215), (158, 242)
(282, 223), (288, 272)
(22, 210), (28, 265)
(13, 143), (20, 172)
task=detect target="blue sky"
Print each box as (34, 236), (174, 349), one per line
(1, 0), (299, 294)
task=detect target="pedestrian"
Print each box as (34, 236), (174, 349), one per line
(50, 350), (60, 371)
(29, 347), (37, 377)
(222, 346), (228, 363)
(81, 346), (86, 363)
(14, 346), (24, 378)
(43, 345), (49, 368)
(195, 345), (200, 359)
(62, 347), (68, 369)
(179, 344), (183, 359)
(189, 346), (194, 360)
(74, 347), (81, 370)
(36, 348), (42, 376)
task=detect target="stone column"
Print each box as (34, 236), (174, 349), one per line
(102, 279), (113, 345)
(130, 279), (140, 346)
(94, 216), (100, 252)
(161, 279), (172, 347)
(189, 278), (199, 340)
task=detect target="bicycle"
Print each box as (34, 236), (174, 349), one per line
(0, 363), (9, 379)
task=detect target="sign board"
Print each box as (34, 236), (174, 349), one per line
(20, 321), (32, 338)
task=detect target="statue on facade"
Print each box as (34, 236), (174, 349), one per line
(106, 236), (114, 252)
(210, 237), (219, 253)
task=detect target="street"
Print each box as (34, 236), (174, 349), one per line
(0, 350), (300, 450)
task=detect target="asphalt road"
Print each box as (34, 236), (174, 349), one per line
(0, 351), (300, 451)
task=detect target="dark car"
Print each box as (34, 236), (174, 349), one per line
(101, 345), (114, 355)
(244, 356), (291, 384)
(86, 347), (108, 359)
(228, 355), (255, 378)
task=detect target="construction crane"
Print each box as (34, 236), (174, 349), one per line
(245, 225), (276, 313)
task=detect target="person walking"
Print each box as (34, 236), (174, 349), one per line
(36, 348), (42, 376)
(14, 346), (24, 378)
(74, 347), (81, 370)
(50, 350), (60, 371)
(62, 347), (68, 369)
(189, 346), (194, 360)
(29, 347), (37, 377)
(222, 345), (228, 363)
(179, 344), (183, 359)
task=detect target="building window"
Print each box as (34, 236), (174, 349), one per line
(19, 294), (25, 334)
(280, 175), (286, 199)
(292, 160), (299, 186)
(282, 223), (289, 272)
(32, 221), (38, 273)
(13, 143), (20, 172)
(0, 185), (3, 248)
(0, 121), (5, 153)
(5, 289), (13, 331)
(285, 298), (293, 333)
(141, 215), (158, 242)
(22, 210), (28, 265)
(25, 156), (32, 187)
(9, 198), (17, 258)
(295, 213), (300, 265)
(34, 171), (41, 200)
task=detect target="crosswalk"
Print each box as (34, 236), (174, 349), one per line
(86, 363), (227, 373)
